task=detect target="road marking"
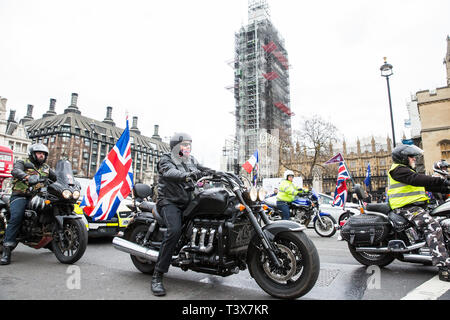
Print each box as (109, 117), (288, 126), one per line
(401, 275), (450, 300)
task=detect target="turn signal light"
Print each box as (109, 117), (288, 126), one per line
(44, 200), (51, 205)
(360, 207), (365, 214)
(235, 204), (246, 212)
(262, 204), (269, 210)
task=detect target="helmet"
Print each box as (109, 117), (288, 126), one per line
(433, 159), (449, 176)
(169, 132), (192, 150)
(391, 144), (423, 166)
(283, 170), (294, 180)
(28, 143), (49, 165)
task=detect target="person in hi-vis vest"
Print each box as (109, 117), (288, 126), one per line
(388, 144), (450, 282)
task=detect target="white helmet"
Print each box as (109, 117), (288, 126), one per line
(283, 170), (294, 180)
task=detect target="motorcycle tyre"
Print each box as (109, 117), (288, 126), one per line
(248, 231), (320, 299)
(348, 243), (395, 267)
(52, 218), (88, 264)
(313, 215), (337, 237)
(338, 211), (354, 227)
(129, 224), (156, 275)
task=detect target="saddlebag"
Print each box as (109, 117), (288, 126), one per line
(340, 214), (391, 245)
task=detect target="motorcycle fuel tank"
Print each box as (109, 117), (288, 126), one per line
(431, 200), (450, 216)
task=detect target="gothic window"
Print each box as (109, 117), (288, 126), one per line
(439, 140), (450, 160)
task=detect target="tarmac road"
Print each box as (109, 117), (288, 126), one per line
(1, 229), (449, 301)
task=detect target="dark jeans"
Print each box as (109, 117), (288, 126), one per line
(276, 201), (290, 220)
(155, 203), (183, 274)
(4, 195), (28, 247)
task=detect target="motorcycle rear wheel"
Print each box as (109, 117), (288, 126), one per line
(248, 231), (320, 299)
(129, 225), (155, 274)
(348, 243), (395, 267)
(52, 218), (88, 264)
(313, 215), (337, 237)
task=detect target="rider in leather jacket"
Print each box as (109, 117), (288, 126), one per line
(151, 132), (213, 296)
(1, 143), (56, 265)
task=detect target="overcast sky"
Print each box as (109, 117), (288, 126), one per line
(1, 0), (449, 169)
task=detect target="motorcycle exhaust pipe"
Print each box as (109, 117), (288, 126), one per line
(402, 254), (432, 264)
(112, 237), (159, 262)
(355, 241), (426, 253)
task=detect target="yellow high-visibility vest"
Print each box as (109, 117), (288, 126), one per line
(387, 163), (429, 209)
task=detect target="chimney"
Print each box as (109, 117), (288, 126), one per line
(64, 93), (81, 114)
(130, 116), (140, 135)
(102, 106), (115, 126)
(21, 104), (34, 124)
(8, 110), (16, 122)
(152, 124), (162, 141)
(43, 98), (58, 118)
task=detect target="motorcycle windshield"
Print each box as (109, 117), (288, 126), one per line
(310, 189), (319, 200)
(53, 160), (80, 191)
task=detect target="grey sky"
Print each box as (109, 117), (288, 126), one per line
(1, 0), (449, 169)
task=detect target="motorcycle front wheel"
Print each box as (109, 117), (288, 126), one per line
(52, 218), (88, 264)
(129, 224), (156, 274)
(313, 215), (337, 237)
(248, 231), (320, 299)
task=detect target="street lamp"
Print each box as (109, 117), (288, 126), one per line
(380, 57), (396, 148)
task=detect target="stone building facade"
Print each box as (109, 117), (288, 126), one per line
(22, 93), (169, 184)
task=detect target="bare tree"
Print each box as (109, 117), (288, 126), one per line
(293, 115), (338, 178)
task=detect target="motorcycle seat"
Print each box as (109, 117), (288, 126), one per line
(366, 203), (391, 214)
(139, 201), (155, 212)
(388, 211), (410, 230)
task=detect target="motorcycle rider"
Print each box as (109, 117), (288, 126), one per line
(276, 170), (308, 220)
(387, 145), (450, 281)
(151, 132), (213, 296)
(1, 143), (56, 265)
(432, 159), (449, 204)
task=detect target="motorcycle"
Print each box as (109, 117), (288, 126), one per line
(112, 171), (320, 299)
(341, 183), (450, 267)
(264, 189), (337, 237)
(0, 160), (88, 264)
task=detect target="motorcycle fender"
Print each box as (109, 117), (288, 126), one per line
(122, 214), (154, 240)
(260, 220), (306, 242)
(313, 212), (331, 222)
(54, 215), (82, 230)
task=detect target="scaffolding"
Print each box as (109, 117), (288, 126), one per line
(234, 0), (292, 177)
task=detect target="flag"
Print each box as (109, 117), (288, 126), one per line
(332, 162), (350, 208)
(80, 119), (134, 221)
(364, 163), (372, 191)
(242, 150), (258, 174)
(324, 153), (344, 165)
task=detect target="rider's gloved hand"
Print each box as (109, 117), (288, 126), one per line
(28, 174), (39, 185)
(188, 170), (203, 181)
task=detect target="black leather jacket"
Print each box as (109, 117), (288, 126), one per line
(156, 153), (211, 209)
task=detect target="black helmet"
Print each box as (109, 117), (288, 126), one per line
(433, 159), (449, 176)
(169, 132), (192, 150)
(391, 144), (423, 165)
(28, 143), (49, 164)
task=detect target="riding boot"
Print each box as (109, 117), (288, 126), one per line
(151, 271), (166, 296)
(439, 267), (450, 282)
(0, 246), (12, 265)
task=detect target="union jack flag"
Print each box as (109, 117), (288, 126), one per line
(332, 162), (350, 208)
(80, 119), (134, 221)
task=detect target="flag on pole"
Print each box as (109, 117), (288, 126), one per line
(324, 153), (344, 165)
(364, 163), (372, 191)
(242, 150), (259, 174)
(332, 162), (350, 208)
(80, 119), (134, 221)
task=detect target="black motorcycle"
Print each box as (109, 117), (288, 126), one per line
(0, 160), (88, 264)
(341, 184), (450, 267)
(113, 171), (320, 299)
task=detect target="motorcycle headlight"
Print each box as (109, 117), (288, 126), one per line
(62, 190), (72, 199)
(257, 188), (267, 201)
(72, 190), (80, 200)
(249, 187), (258, 202)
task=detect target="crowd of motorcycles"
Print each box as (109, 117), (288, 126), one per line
(1, 159), (450, 299)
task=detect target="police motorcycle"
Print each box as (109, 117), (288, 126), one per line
(264, 189), (337, 237)
(341, 184), (450, 267)
(113, 171), (320, 299)
(0, 160), (88, 264)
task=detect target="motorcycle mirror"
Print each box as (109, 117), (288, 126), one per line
(353, 184), (365, 201)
